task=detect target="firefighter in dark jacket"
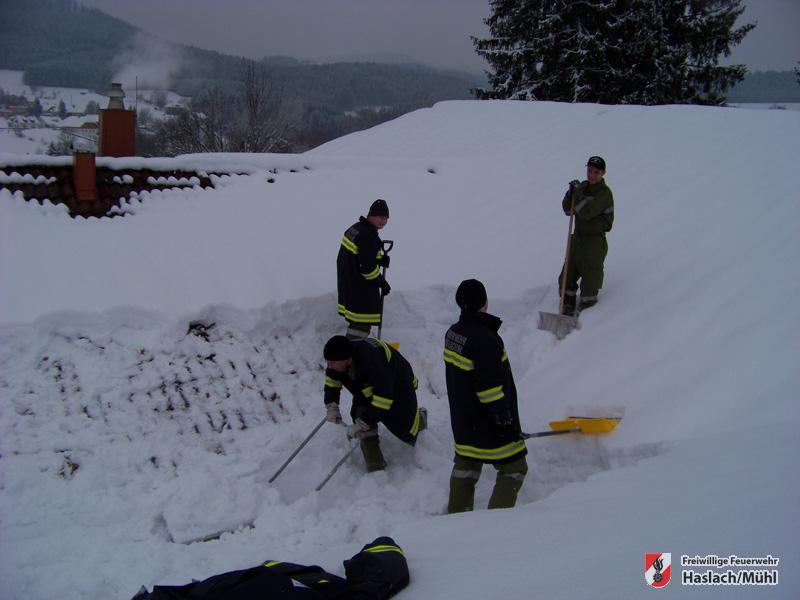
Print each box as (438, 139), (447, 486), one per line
(559, 155), (614, 315)
(337, 199), (391, 340)
(443, 279), (528, 514)
(323, 335), (426, 472)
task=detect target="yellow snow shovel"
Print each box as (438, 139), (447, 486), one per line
(522, 416), (621, 439)
(538, 185), (580, 339)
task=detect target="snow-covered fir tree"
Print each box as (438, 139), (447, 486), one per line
(473, 0), (756, 105)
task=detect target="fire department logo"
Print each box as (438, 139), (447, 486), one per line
(645, 553), (672, 588)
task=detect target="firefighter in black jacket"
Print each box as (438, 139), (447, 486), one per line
(443, 279), (528, 513)
(323, 335), (426, 472)
(337, 199), (391, 340)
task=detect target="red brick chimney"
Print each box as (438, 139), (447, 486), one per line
(99, 83), (136, 157)
(73, 151), (97, 201)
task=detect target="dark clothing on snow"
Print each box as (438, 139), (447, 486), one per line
(132, 536), (409, 600)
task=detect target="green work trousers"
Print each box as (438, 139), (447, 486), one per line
(447, 454), (528, 514)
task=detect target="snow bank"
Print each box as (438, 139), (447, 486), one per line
(1, 100), (798, 599)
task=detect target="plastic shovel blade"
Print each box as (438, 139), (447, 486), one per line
(549, 417), (621, 434)
(537, 311), (579, 339)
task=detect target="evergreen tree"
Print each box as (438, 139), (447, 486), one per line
(57, 99), (68, 119)
(473, 0), (756, 105)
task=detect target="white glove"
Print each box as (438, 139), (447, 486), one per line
(346, 418), (371, 440)
(325, 403), (342, 424)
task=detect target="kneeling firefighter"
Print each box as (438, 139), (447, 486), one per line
(323, 335), (426, 472)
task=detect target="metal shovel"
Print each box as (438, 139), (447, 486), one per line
(538, 188), (580, 339)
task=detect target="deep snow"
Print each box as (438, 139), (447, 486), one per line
(1, 100), (798, 599)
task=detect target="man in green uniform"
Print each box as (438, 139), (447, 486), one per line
(559, 156), (614, 315)
(443, 279), (528, 513)
(323, 335), (426, 472)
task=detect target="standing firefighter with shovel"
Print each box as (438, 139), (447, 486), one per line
(443, 279), (528, 513)
(337, 199), (392, 340)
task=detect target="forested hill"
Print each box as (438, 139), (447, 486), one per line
(0, 0), (482, 111)
(727, 70), (800, 103)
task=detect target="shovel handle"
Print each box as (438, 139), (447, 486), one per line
(521, 428), (581, 439)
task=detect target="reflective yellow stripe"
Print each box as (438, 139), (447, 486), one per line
(364, 544), (405, 556)
(325, 376), (342, 389)
(502, 348), (508, 362)
(341, 236), (358, 254)
(362, 385), (374, 398)
(264, 561), (282, 567)
(378, 339), (392, 361)
(476, 385), (505, 404)
(371, 394), (393, 410)
(410, 408), (421, 436)
(362, 265), (381, 280)
(412, 375), (418, 390)
(443, 348), (475, 371)
(455, 440), (526, 461)
(338, 305), (381, 324)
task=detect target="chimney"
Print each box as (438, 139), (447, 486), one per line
(99, 82), (136, 157)
(73, 151), (97, 201)
(106, 82), (126, 109)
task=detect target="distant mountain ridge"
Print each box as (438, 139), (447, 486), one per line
(0, 0), (483, 112)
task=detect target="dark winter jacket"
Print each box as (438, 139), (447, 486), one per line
(563, 179), (614, 236)
(443, 311), (527, 464)
(324, 338), (422, 445)
(132, 536), (409, 600)
(337, 217), (388, 325)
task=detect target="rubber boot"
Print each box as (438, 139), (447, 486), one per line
(359, 435), (387, 472)
(447, 456), (481, 514)
(487, 457), (528, 510)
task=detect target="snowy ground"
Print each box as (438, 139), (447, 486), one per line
(1, 100), (798, 599)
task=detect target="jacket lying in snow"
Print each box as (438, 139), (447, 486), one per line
(132, 536), (409, 600)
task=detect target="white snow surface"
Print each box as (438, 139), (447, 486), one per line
(1, 100), (799, 599)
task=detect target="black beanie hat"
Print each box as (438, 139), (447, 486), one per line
(367, 198), (389, 218)
(455, 279), (487, 312)
(324, 335), (352, 361)
(587, 156), (606, 170)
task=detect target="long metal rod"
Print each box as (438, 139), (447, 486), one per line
(268, 417), (326, 483)
(315, 443), (359, 492)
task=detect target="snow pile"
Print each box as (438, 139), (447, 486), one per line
(1, 100), (799, 599)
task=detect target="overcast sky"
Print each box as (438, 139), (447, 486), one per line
(79, 0), (799, 73)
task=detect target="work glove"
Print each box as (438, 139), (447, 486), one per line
(379, 280), (391, 296)
(568, 179), (581, 189)
(379, 254), (390, 268)
(325, 402), (342, 424)
(346, 418), (372, 440)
